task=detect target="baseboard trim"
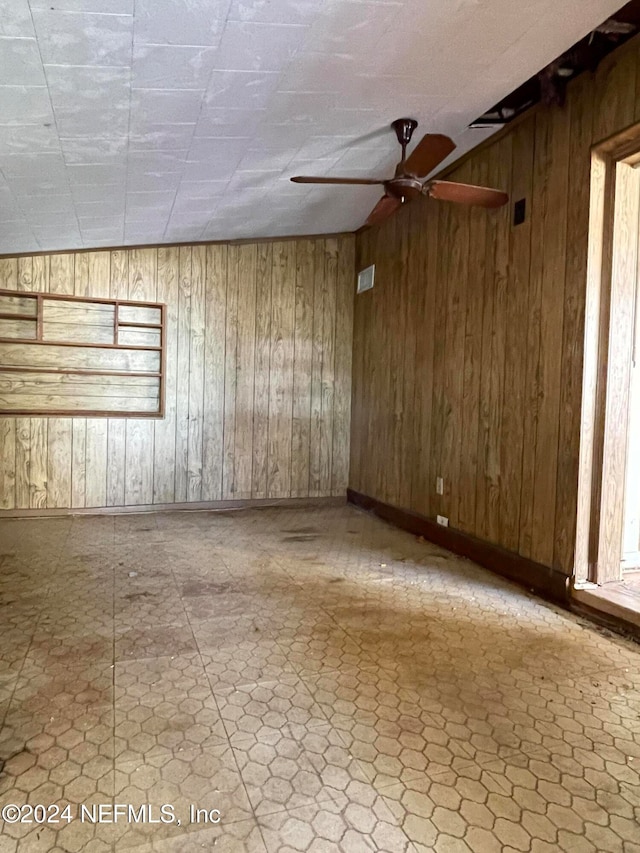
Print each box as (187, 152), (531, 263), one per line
(0, 495), (346, 518)
(347, 489), (570, 604)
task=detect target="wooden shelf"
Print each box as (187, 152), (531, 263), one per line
(0, 288), (166, 417)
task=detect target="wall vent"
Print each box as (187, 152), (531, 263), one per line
(357, 264), (375, 294)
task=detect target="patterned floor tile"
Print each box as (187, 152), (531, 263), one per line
(113, 745), (253, 848)
(1, 504), (639, 853)
(114, 653), (227, 761)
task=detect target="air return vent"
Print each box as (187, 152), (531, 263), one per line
(357, 264), (375, 294)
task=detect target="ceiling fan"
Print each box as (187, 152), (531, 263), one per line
(290, 118), (509, 226)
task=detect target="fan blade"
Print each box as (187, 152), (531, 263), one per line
(403, 134), (456, 177)
(366, 195), (402, 226)
(290, 176), (385, 185)
(427, 180), (509, 208)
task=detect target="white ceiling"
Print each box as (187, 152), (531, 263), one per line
(0, 0), (626, 253)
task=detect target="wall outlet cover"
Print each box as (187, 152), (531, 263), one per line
(436, 515), (449, 527)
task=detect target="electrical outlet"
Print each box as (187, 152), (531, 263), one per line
(436, 476), (444, 495)
(436, 515), (449, 527)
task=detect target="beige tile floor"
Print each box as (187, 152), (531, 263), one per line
(0, 504), (639, 852)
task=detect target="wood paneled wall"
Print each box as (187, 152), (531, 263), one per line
(351, 36), (640, 576)
(0, 235), (354, 511)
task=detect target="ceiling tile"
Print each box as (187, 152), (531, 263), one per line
(228, 0), (325, 25)
(126, 171), (183, 192)
(211, 22), (309, 71)
(0, 38), (45, 85)
(79, 231), (125, 247)
(127, 150), (188, 172)
(56, 107), (130, 138)
(32, 225), (82, 248)
(131, 88), (204, 124)
(0, 152), (68, 178)
(174, 180), (229, 201)
(31, 10), (133, 67)
(78, 215), (125, 229)
(71, 183), (125, 204)
(134, 0), (230, 46)
(0, 0), (35, 37)
(237, 146), (295, 171)
(195, 108), (266, 137)
(19, 195), (76, 216)
(126, 190), (176, 208)
(304, 0), (400, 55)
(0, 124), (60, 154)
(0, 186), (22, 221)
(129, 123), (196, 150)
(0, 86), (53, 126)
(26, 211), (80, 229)
(182, 160), (240, 181)
(124, 224), (166, 242)
(132, 44), (217, 90)
(204, 70), (280, 110)
(45, 64), (130, 105)
(60, 136), (129, 164)
(67, 163), (128, 185)
(75, 197), (127, 217)
(166, 211), (211, 228)
(46, 65), (130, 137)
(187, 136), (251, 163)
(30, 0), (134, 12)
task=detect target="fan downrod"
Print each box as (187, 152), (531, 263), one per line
(391, 117), (418, 149)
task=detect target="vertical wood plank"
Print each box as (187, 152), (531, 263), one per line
(125, 248), (157, 506)
(106, 249), (128, 507)
(222, 245), (238, 499)
(441, 168), (471, 528)
(233, 243), (257, 499)
(331, 235), (355, 496)
(251, 243), (272, 499)
(70, 253), (89, 507)
(554, 74), (595, 573)
(267, 241), (295, 498)
(530, 105), (571, 566)
(0, 258), (18, 509)
(410, 198), (438, 518)
(84, 252), (110, 508)
(290, 240), (314, 497)
(309, 241), (325, 497)
(319, 238), (337, 496)
(175, 247), (192, 502)
(485, 137), (512, 543)
(398, 207), (419, 511)
(14, 257), (33, 509)
(153, 246), (179, 504)
(187, 245), (206, 501)
(430, 204), (449, 521)
(499, 120), (534, 552)
(29, 255), (49, 508)
(49, 254), (75, 293)
(46, 254), (75, 508)
(594, 46), (637, 141)
(519, 110), (550, 558)
(202, 244), (227, 501)
(457, 153), (489, 533)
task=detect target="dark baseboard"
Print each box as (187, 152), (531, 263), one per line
(347, 489), (570, 604)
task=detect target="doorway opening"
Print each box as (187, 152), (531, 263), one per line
(574, 121), (640, 626)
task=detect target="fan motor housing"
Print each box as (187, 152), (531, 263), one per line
(385, 177), (424, 200)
